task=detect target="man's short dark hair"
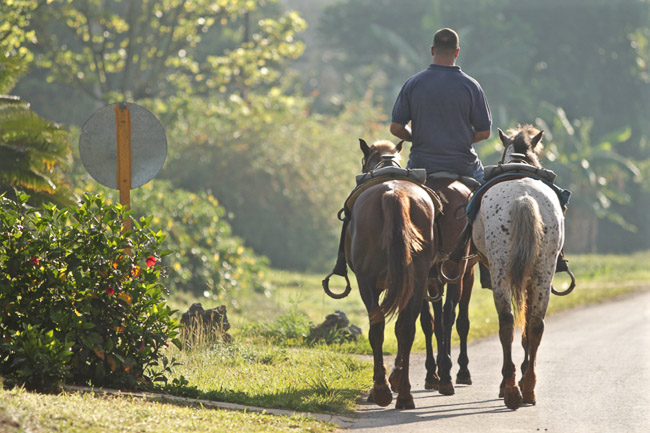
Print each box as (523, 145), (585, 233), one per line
(433, 28), (459, 55)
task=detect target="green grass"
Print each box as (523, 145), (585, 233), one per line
(0, 387), (335, 433)
(169, 251), (650, 354)
(164, 339), (372, 414)
(4, 251), (648, 433)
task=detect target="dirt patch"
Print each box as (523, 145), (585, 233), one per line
(0, 412), (21, 433)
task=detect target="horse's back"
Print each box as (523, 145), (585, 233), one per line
(473, 178), (564, 260)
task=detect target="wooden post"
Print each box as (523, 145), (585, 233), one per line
(115, 102), (132, 232)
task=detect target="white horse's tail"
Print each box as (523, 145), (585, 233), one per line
(508, 194), (544, 319)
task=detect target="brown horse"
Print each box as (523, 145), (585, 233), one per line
(420, 177), (478, 395)
(345, 139), (438, 409)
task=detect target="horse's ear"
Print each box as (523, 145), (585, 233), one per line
(359, 138), (370, 156)
(531, 130), (544, 149)
(396, 140), (404, 153)
(498, 128), (508, 146)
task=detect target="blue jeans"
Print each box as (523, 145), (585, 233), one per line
(472, 160), (485, 184)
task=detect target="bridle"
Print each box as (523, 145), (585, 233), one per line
(362, 149), (402, 172)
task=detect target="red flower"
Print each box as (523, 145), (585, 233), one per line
(29, 256), (40, 266)
(139, 342), (145, 351)
(145, 256), (157, 267)
(105, 286), (115, 296)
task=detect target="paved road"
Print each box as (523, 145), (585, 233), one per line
(340, 290), (650, 433)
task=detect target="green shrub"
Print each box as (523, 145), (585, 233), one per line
(1, 324), (72, 391)
(164, 92), (389, 271)
(76, 179), (270, 299)
(0, 192), (180, 390)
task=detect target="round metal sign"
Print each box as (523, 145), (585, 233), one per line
(79, 102), (167, 189)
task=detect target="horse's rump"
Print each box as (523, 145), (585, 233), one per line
(349, 181), (434, 322)
(380, 188), (425, 319)
(508, 194), (544, 314)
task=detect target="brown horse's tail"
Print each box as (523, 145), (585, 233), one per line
(507, 194), (544, 323)
(379, 189), (424, 320)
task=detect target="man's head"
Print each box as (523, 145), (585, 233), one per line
(431, 28), (460, 64)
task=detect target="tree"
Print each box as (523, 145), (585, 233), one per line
(536, 104), (641, 252)
(1, 0), (73, 206)
(22, 0), (305, 125)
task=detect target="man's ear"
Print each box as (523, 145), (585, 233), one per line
(359, 138), (370, 156)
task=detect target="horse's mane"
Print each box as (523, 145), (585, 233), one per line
(372, 140), (402, 162)
(506, 124), (543, 166)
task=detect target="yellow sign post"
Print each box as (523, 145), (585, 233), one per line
(114, 103), (132, 231)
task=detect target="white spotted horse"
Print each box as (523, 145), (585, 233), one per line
(470, 124), (571, 409)
(323, 139), (442, 409)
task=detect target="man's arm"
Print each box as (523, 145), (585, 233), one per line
(472, 129), (491, 143)
(390, 122), (412, 142)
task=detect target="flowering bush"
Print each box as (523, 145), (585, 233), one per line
(75, 179), (270, 299)
(0, 192), (180, 390)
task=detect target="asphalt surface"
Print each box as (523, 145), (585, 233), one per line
(340, 290), (650, 433)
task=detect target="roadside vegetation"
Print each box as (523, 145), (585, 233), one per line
(1, 1), (649, 432)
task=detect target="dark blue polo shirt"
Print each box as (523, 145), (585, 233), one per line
(391, 64), (492, 177)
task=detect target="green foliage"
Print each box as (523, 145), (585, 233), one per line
(1, 323), (73, 392)
(130, 181), (270, 298)
(164, 92), (388, 270)
(0, 95), (73, 207)
(242, 310), (311, 344)
(76, 179), (270, 298)
(26, 0), (305, 122)
(0, 0), (38, 67)
(532, 104), (642, 251)
(0, 192), (180, 390)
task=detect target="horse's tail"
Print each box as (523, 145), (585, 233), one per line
(508, 194), (544, 323)
(380, 189), (424, 320)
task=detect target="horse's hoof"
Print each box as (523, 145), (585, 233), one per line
(424, 378), (439, 390)
(456, 371), (472, 385)
(438, 382), (455, 396)
(424, 373), (440, 390)
(395, 394), (415, 410)
(388, 368), (401, 393)
(522, 390), (536, 405)
(370, 384), (393, 407)
(504, 386), (523, 410)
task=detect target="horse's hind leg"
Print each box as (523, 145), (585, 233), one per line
(519, 280), (550, 405)
(392, 298), (420, 409)
(421, 291), (440, 390)
(456, 265), (474, 385)
(358, 278), (392, 407)
(494, 284), (523, 410)
(437, 282), (459, 395)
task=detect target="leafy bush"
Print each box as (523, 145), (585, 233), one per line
(1, 324), (72, 392)
(0, 192), (180, 390)
(164, 92), (389, 271)
(77, 179), (270, 298)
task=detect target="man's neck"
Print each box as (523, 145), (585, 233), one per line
(432, 56), (456, 66)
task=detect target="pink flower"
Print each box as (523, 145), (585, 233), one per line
(105, 286), (115, 296)
(139, 342), (145, 351)
(30, 256), (40, 266)
(145, 256), (157, 267)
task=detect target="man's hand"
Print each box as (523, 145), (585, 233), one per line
(390, 122), (412, 142)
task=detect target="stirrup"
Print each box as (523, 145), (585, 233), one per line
(322, 271), (352, 299)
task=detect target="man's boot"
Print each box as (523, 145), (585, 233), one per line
(556, 249), (570, 273)
(479, 262), (492, 289)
